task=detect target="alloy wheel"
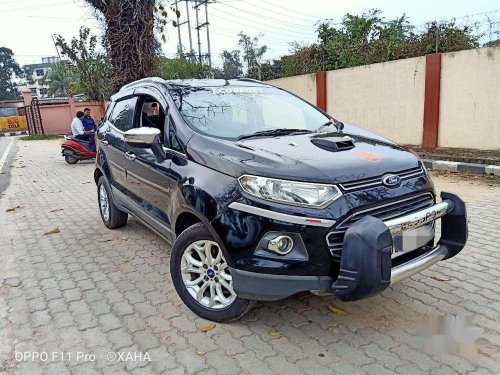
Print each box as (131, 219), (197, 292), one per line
(99, 184), (110, 222)
(180, 240), (236, 309)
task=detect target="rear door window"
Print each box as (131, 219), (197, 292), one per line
(110, 97), (137, 132)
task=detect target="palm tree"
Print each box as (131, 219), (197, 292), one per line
(45, 62), (74, 97)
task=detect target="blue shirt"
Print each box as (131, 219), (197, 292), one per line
(82, 116), (96, 131)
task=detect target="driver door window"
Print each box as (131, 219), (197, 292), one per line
(136, 96), (166, 143)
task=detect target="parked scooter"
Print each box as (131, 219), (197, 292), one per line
(61, 135), (96, 164)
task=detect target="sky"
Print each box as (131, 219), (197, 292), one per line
(0, 0), (498, 68)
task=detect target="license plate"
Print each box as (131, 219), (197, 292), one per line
(392, 224), (435, 258)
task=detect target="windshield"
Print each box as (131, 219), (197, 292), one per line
(170, 86), (330, 139)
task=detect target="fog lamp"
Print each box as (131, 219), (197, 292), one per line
(267, 235), (294, 255)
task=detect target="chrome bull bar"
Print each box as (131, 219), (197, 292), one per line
(383, 199), (456, 283)
(384, 200), (454, 236)
(391, 244), (448, 283)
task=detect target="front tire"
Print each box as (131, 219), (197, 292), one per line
(97, 176), (128, 229)
(65, 155), (78, 164)
(170, 223), (255, 322)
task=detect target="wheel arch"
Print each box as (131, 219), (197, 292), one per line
(174, 211), (202, 236)
(172, 206), (234, 266)
(94, 148), (112, 185)
(94, 168), (103, 185)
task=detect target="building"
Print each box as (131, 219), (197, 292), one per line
(18, 56), (62, 98)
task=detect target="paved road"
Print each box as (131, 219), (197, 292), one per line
(0, 137), (18, 196)
(0, 139), (499, 375)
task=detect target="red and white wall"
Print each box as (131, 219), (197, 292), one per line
(267, 46), (500, 150)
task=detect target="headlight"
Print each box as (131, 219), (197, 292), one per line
(238, 175), (342, 208)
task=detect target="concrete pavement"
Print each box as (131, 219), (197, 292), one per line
(0, 139), (499, 374)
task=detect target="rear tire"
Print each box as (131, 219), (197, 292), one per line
(97, 176), (128, 229)
(170, 223), (255, 322)
(65, 155), (78, 164)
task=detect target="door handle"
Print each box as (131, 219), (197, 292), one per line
(125, 151), (136, 161)
(101, 140), (109, 146)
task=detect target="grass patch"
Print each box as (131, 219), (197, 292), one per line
(19, 134), (62, 141)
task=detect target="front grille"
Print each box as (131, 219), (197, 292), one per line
(339, 165), (424, 191)
(326, 192), (435, 261)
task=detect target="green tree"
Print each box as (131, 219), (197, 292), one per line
(220, 50), (243, 79)
(44, 62), (75, 97)
(155, 57), (212, 79)
(238, 32), (267, 72)
(316, 10), (412, 69)
(0, 47), (22, 100)
(402, 21), (479, 56)
(484, 38), (500, 47)
(55, 27), (112, 101)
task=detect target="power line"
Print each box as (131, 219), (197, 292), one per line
(173, 0), (213, 66)
(211, 27), (297, 47)
(0, 14), (99, 22)
(209, 13), (315, 44)
(210, 8), (317, 40)
(211, 6), (314, 37)
(218, 2), (317, 31)
(1, 1), (73, 14)
(251, 0), (323, 20)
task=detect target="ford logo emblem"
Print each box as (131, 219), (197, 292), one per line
(382, 174), (401, 187)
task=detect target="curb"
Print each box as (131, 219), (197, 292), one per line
(422, 159), (500, 176)
(0, 131), (28, 137)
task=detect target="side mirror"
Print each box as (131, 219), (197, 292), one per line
(124, 127), (161, 146)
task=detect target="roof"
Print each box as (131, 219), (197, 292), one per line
(23, 62), (52, 69)
(23, 59), (71, 70)
(119, 77), (270, 92)
(164, 78), (268, 87)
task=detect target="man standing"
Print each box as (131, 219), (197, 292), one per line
(82, 108), (97, 132)
(71, 111), (95, 151)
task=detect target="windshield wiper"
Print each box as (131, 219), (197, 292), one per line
(237, 128), (313, 140)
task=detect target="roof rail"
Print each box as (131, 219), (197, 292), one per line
(235, 77), (266, 84)
(119, 77), (167, 92)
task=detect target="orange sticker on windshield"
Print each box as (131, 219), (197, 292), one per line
(356, 151), (382, 162)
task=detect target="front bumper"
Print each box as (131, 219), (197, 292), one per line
(231, 192), (467, 301)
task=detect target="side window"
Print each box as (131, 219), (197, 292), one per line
(110, 97), (137, 132)
(137, 96), (166, 143)
(167, 115), (184, 154)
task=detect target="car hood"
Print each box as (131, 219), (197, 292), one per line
(186, 124), (421, 184)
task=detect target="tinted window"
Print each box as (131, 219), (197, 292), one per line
(110, 97), (137, 132)
(170, 86), (328, 139)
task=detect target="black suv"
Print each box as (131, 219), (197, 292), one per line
(94, 78), (467, 322)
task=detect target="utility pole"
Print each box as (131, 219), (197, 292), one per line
(174, 1), (183, 57)
(185, 0), (194, 60)
(194, 0), (202, 64)
(204, 1), (212, 67)
(173, 0), (212, 66)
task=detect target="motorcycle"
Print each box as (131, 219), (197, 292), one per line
(61, 134), (96, 164)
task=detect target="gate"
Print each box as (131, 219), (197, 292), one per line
(24, 98), (44, 135)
